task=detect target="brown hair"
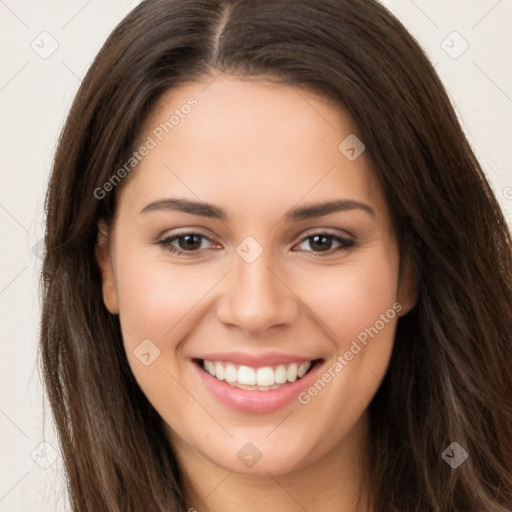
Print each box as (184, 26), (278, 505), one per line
(40, 0), (512, 510)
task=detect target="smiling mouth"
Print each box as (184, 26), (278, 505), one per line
(194, 358), (322, 391)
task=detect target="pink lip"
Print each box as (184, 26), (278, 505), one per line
(192, 358), (324, 414)
(195, 351), (316, 367)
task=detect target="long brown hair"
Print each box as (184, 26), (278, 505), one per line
(40, 0), (512, 510)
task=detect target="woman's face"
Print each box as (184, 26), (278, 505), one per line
(97, 76), (416, 477)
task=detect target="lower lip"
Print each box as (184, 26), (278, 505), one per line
(193, 360), (323, 413)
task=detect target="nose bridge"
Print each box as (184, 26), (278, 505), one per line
(216, 242), (299, 333)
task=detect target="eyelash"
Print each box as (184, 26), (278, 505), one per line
(156, 230), (356, 257)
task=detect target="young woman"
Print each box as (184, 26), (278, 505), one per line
(40, 0), (512, 511)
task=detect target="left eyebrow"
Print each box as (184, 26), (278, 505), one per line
(285, 199), (375, 221)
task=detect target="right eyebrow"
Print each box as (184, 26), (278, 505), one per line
(140, 198), (227, 220)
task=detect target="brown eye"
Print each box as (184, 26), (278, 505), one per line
(175, 234), (203, 251)
(157, 232), (217, 255)
(294, 233), (355, 255)
(309, 235), (335, 252)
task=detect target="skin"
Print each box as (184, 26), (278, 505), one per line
(96, 75), (417, 512)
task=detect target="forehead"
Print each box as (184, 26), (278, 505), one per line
(116, 76), (385, 222)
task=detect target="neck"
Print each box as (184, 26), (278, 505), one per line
(175, 413), (372, 512)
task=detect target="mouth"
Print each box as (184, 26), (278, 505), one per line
(194, 358), (320, 391)
(191, 351), (325, 413)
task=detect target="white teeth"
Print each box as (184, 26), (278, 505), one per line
(256, 367), (275, 387)
(225, 364), (237, 382)
(275, 365), (287, 384)
(202, 359), (312, 389)
(238, 365), (256, 385)
(287, 363), (298, 382)
(204, 360), (215, 376)
(297, 362), (309, 378)
(236, 383), (258, 390)
(215, 361), (225, 381)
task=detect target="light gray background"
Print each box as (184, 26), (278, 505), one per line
(0, 1), (511, 510)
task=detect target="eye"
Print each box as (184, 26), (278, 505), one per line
(293, 232), (355, 255)
(155, 230), (355, 257)
(157, 232), (218, 255)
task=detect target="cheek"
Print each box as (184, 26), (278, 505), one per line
(291, 248), (400, 413)
(293, 250), (400, 436)
(112, 249), (218, 412)
(301, 252), (400, 346)
(114, 249), (215, 348)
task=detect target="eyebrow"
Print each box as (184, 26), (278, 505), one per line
(139, 198), (375, 220)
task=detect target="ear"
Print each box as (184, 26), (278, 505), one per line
(95, 220), (119, 314)
(396, 250), (419, 316)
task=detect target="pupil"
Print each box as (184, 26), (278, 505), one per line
(179, 235), (201, 251)
(311, 235), (331, 252)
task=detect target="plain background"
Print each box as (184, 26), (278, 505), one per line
(0, 1), (511, 510)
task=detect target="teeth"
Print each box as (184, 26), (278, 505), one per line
(215, 362), (225, 381)
(287, 363), (298, 382)
(297, 362), (309, 378)
(202, 359), (312, 390)
(275, 365), (287, 384)
(225, 364), (237, 382)
(256, 367), (275, 387)
(204, 360), (215, 376)
(238, 366), (256, 385)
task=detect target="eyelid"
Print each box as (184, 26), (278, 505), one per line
(157, 230), (220, 249)
(156, 227), (353, 243)
(156, 227), (217, 243)
(291, 229), (355, 255)
(295, 227), (355, 241)
(155, 227), (356, 256)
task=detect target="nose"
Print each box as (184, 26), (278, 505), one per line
(215, 249), (300, 335)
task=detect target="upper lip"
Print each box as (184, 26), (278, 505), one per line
(194, 351), (321, 367)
